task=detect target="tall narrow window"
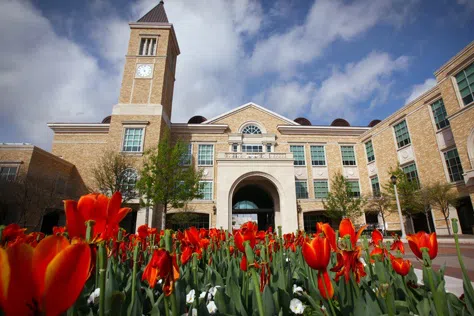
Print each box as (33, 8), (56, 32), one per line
(290, 145), (306, 166)
(402, 163), (420, 188)
(371, 176), (380, 197)
(394, 120), (411, 148)
(341, 146), (356, 166)
(198, 145), (214, 166)
(0, 166), (18, 181)
(139, 38), (157, 56)
(120, 169), (138, 193)
(122, 128), (144, 152)
(310, 145), (326, 166)
(365, 140), (375, 163)
(232, 143), (238, 152)
(295, 181), (309, 199)
(180, 144), (192, 166)
(348, 181), (361, 198)
(431, 99), (450, 130)
(444, 148), (464, 182)
(314, 180), (329, 199)
(455, 62), (474, 106)
(198, 181), (213, 200)
(266, 144), (272, 153)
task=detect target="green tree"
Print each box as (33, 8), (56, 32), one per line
(366, 192), (393, 235)
(422, 182), (458, 235)
(323, 172), (366, 221)
(136, 131), (202, 230)
(92, 150), (138, 202)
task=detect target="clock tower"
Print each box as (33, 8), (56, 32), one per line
(108, 1), (179, 153)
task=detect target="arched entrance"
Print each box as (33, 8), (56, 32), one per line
(230, 174), (280, 231)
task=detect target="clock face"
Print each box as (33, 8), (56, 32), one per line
(136, 64), (153, 78)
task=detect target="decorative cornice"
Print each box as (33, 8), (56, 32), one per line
(277, 125), (369, 136)
(434, 40), (474, 77)
(47, 123), (110, 134)
(171, 123), (228, 134)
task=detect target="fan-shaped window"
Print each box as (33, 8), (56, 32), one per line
(188, 116), (207, 124)
(120, 169), (138, 192)
(233, 200), (259, 210)
(330, 118), (350, 127)
(242, 125), (262, 134)
(294, 117), (312, 126)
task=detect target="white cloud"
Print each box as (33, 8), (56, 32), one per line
(249, 0), (415, 77)
(0, 0), (118, 149)
(311, 52), (410, 122)
(405, 78), (437, 104)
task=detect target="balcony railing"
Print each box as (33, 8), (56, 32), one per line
(217, 152), (293, 160)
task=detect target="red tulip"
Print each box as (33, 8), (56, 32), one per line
(317, 270), (334, 299)
(390, 256), (411, 276)
(1, 223), (26, 244)
(316, 222), (337, 251)
(339, 218), (366, 248)
(302, 234), (331, 271)
(331, 248), (367, 283)
(407, 231), (438, 260)
(371, 229), (383, 247)
(234, 222), (257, 252)
(240, 255), (248, 271)
(0, 235), (91, 316)
(390, 239), (405, 254)
(64, 192), (131, 240)
(142, 249), (179, 296)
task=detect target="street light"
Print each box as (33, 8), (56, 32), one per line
(391, 175), (406, 238)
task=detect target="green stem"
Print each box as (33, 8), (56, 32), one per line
(170, 292), (178, 316)
(192, 254), (198, 288)
(85, 220), (95, 243)
(452, 219), (471, 281)
(376, 262), (395, 316)
(0, 225), (4, 244)
(98, 242), (107, 316)
(95, 251), (99, 290)
(422, 249), (444, 316)
(319, 271), (336, 316)
(250, 269), (265, 316)
(164, 296), (171, 316)
(130, 243), (139, 313)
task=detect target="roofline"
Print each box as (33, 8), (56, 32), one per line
(0, 144), (74, 167)
(278, 125), (370, 136)
(202, 102), (299, 126)
(171, 123), (228, 134)
(48, 123), (110, 134)
(129, 22), (180, 55)
(434, 40), (474, 77)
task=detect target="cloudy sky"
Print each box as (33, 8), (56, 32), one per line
(1, 0), (473, 149)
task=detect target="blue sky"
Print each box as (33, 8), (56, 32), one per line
(1, 0), (473, 149)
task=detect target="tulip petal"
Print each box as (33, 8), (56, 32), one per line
(77, 194), (97, 220)
(317, 270), (334, 299)
(339, 218), (355, 241)
(107, 192), (123, 219)
(64, 200), (84, 238)
(42, 242), (91, 316)
(0, 247), (10, 310)
(429, 233), (438, 260)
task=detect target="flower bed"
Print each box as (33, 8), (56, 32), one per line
(0, 192), (473, 315)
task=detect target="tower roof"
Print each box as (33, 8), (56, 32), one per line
(137, 1), (169, 23)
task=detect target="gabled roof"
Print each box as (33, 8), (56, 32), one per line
(202, 102), (299, 126)
(137, 1), (169, 23)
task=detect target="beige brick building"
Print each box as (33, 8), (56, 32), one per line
(42, 2), (474, 234)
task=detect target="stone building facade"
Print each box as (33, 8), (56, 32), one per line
(44, 2), (474, 234)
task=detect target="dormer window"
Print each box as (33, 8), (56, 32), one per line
(242, 125), (262, 134)
(139, 38), (157, 56)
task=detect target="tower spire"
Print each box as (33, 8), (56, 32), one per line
(137, 1), (169, 23)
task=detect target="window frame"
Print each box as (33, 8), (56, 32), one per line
(198, 181), (213, 200)
(454, 62), (474, 107)
(119, 168), (139, 193)
(121, 127), (145, 153)
(370, 176), (380, 197)
(290, 145), (306, 166)
(365, 140), (375, 163)
(313, 180), (329, 199)
(180, 143), (193, 166)
(197, 144), (214, 166)
(241, 125), (262, 134)
(295, 180), (309, 199)
(443, 147), (464, 182)
(242, 144), (263, 153)
(393, 120), (411, 149)
(310, 145), (326, 166)
(340, 145), (357, 166)
(138, 37), (158, 56)
(402, 163), (420, 188)
(430, 99), (450, 131)
(0, 166), (19, 181)
(348, 180), (361, 198)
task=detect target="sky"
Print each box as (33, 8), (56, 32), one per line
(0, 0), (473, 150)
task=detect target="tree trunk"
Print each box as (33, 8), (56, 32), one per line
(161, 204), (167, 231)
(445, 217), (451, 236)
(380, 211), (387, 236)
(145, 200), (149, 227)
(425, 210), (432, 234)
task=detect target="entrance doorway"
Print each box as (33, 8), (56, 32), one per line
(232, 180), (278, 231)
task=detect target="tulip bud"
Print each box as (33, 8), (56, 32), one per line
(452, 218), (459, 234)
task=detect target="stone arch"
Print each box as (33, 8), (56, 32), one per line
(467, 126), (474, 169)
(238, 121), (267, 134)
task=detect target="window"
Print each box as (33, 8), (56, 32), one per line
(365, 140), (375, 163)
(122, 128), (144, 152)
(232, 144), (238, 152)
(393, 120), (411, 148)
(241, 125), (262, 134)
(198, 144), (214, 166)
(371, 176), (380, 197)
(139, 38), (157, 56)
(180, 144), (192, 166)
(242, 144), (263, 152)
(431, 99), (450, 130)
(455, 62), (474, 106)
(314, 180), (329, 199)
(120, 169), (138, 192)
(310, 146), (326, 166)
(290, 145), (305, 166)
(295, 181), (309, 199)
(348, 181), (361, 198)
(0, 166), (18, 181)
(341, 146), (356, 166)
(167, 213), (209, 230)
(402, 163), (420, 188)
(304, 212), (332, 233)
(266, 144), (272, 153)
(444, 148), (464, 182)
(198, 181), (213, 200)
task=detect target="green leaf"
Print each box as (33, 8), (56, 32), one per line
(262, 286), (275, 316)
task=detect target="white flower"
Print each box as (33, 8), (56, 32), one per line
(158, 279), (163, 285)
(292, 284), (304, 294)
(209, 286), (221, 297)
(87, 288), (100, 305)
(199, 291), (207, 299)
(289, 298), (305, 314)
(286, 257), (291, 262)
(207, 301), (218, 314)
(191, 308), (198, 316)
(186, 289), (196, 304)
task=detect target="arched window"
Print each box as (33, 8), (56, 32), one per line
(120, 169), (138, 193)
(233, 200), (259, 210)
(242, 125), (262, 134)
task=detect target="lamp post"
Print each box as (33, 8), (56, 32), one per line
(391, 175), (406, 238)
